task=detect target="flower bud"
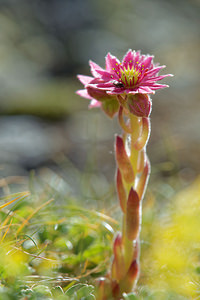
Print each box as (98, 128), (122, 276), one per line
(87, 87), (119, 118)
(87, 86), (110, 101)
(127, 94), (152, 117)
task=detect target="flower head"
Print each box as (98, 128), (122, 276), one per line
(77, 50), (172, 117)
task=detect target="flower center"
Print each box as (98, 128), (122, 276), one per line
(119, 66), (139, 87)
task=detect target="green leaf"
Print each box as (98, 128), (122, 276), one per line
(32, 285), (52, 297)
(65, 283), (88, 295)
(123, 292), (138, 300)
(65, 283), (94, 299)
(76, 285), (95, 298)
(74, 235), (95, 254)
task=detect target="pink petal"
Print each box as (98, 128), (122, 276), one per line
(141, 56), (154, 69)
(96, 82), (115, 88)
(88, 78), (104, 85)
(76, 89), (92, 99)
(105, 52), (121, 72)
(145, 74), (173, 82)
(107, 88), (126, 95)
(77, 75), (94, 85)
(148, 84), (169, 90)
(89, 60), (104, 77)
(137, 86), (154, 93)
(95, 69), (118, 81)
(133, 51), (141, 65)
(145, 66), (166, 77)
(89, 99), (102, 108)
(124, 90), (137, 95)
(122, 49), (134, 68)
(87, 82), (114, 90)
(139, 54), (146, 62)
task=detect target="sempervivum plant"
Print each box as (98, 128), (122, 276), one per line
(77, 49), (172, 299)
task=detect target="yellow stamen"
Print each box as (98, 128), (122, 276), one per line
(120, 66), (139, 87)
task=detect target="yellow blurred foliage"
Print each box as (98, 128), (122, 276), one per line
(144, 177), (200, 298)
(36, 258), (58, 276)
(0, 245), (29, 279)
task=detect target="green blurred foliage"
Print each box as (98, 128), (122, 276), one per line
(0, 172), (200, 299)
(0, 172), (117, 299)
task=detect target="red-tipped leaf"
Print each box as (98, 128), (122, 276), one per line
(115, 136), (135, 184)
(116, 168), (127, 213)
(112, 233), (125, 281)
(126, 188), (140, 241)
(119, 259), (139, 293)
(137, 158), (151, 200)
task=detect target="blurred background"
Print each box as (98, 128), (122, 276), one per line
(0, 1), (200, 298)
(0, 0), (199, 197)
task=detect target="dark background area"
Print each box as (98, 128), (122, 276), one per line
(0, 0), (199, 196)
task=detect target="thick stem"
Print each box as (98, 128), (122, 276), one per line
(98, 109), (151, 299)
(117, 111), (150, 295)
(129, 115), (141, 177)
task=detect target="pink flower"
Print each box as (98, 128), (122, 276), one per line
(76, 50), (172, 117)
